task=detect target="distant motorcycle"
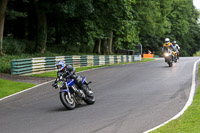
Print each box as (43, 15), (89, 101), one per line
(176, 50), (180, 59)
(163, 48), (174, 67)
(52, 74), (95, 110)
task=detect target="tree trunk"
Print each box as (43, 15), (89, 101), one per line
(0, 0), (8, 56)
(36, 12), (47, 54)
(93, 39), (101, 54)
(55, 19), (62, 44)
(28, 0), (37, 41)
(101, 39), (107, 55)
(97, 39), (101, 54)
(93, 40), (98, 53)
(107, 31), (113, 54)
(33, 0), (47, 54)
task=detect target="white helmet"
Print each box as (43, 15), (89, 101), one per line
(165, 38), (170, 42)
(165, 38), (170, 44)
(172, 41), (176, 44)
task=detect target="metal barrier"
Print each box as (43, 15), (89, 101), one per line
(11, 55), (141, 75)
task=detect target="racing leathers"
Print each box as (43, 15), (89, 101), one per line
(173, 43), (180, 59)
(162, 42), (176, 62)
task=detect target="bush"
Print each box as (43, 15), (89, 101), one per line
(3, 37), (26, 55)
(0, 57), (11, 73)
(0, 55), (20, 73)
(24, 40), (36, 53)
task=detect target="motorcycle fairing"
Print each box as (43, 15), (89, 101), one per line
(82, 77), (86, 84)
(67, 79), (75, 87)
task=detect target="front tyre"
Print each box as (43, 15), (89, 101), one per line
(168, 56), (173, 67)
(60, 92), (75, 110)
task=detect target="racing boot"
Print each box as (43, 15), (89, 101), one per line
(76, 76), (92, 96)
(81, 85), (93, 96)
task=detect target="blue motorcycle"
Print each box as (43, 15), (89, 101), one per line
(52, 75), (95, 110)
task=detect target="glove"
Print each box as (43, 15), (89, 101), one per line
(52, 79), (58, 88)
(52, 83), (57, 87)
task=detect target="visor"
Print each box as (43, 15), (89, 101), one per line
(57, 65), (61, 69)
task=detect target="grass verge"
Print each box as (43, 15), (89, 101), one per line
(0, 79), (35, 99)
(150, 65), (200, 133)
(30, 58), (155, 77)
(193, 51), (200, 56)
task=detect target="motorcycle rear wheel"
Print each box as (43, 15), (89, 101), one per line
(83, 85), (95, 105)
(84, 94), (95, 105)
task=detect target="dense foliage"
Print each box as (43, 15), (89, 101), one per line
(0, 0), (200, 56)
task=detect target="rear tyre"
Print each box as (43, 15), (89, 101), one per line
(83, 85), (95, 105)
(84, 94), (95, 105)
(60, 92), (76, 110)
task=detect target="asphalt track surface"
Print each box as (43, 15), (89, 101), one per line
(0, 57), (199, 133)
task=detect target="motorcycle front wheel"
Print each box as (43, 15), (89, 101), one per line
(60, 92), (76, 110)
(168, 56), (173, 67)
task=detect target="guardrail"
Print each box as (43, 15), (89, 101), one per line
(11, 55), (141, 75)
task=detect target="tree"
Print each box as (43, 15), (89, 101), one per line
(134, 0), (173, 54)
(91, 0), (138, 54)
(1, 0), (200, 56)
(32, 0), (47, 54)
(0, 0), (8, 56)
(168, 0), (199, 56)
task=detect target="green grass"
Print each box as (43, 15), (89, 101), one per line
(137, 58), (155, 62)
(193, 51), (200, 56)
(150, 65), (200, 133)
(30, 58), (155, 77)
(0, 79), (35, 99)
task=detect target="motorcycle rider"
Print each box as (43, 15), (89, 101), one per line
(172, 41), (180, 59)
(53, 60), (92, 96)
(162, 38), (176, 62)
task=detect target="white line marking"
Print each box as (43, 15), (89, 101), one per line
(144, 58), (200, 133)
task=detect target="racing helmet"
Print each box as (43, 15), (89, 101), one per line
(172, 41), (176, 44)
(165, 38), (170, 44)
(66, 64), (74, 72)
(56, 60), (65, 71)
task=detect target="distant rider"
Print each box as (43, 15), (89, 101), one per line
(53, 60), (92, 96)
(162, 38), (176, 62)
(172, 41), (180, 59)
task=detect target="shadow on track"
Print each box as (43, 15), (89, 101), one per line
(49, 104), (88, 112)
